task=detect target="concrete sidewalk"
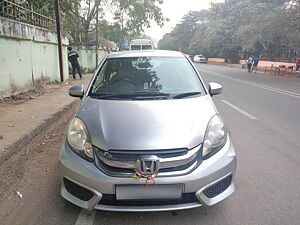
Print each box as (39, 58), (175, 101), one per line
(0, 74), (93, 165)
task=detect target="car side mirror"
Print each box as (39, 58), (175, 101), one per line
(69, 85), (84, 98)
(209, 82), (223, 96)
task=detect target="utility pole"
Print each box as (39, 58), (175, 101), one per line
(54, 0), (64, 82)
(95, 1), (99, 68)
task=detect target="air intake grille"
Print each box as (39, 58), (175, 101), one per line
(203, 174), (232, 198)
(64, 178), (94, 201)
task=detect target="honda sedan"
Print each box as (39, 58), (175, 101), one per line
(59, 50), (237, 212)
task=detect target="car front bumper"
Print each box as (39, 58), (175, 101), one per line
(59, 136), (236, 212)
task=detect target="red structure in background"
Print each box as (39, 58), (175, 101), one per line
(262, 57), (300, 76)
(264, 66), (294, 76)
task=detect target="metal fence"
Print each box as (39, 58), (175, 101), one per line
(0, 0), (55, 30)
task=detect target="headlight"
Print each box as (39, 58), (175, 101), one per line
(67, 117), (93, 161)
(202, 115), (227, 159)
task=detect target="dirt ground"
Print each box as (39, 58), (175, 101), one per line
(0, 103), (78, 225)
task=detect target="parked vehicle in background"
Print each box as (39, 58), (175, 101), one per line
(130, 39), (154, 50)
(194, 55), (206, 63)
(60, 50), (236, 212)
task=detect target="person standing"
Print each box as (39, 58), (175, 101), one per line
(68, 47), (83, 80)
(295, 57), (300, 71)
(247, 56), (254, 72)
(252, 56), (260, 73)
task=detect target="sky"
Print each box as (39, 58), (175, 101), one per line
(144, 0), (223, 44)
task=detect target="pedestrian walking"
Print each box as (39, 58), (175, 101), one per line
(247, 56), (254, 72)
(68, 47), (83, 80)
(252, 56), (260, 73)
(295, 57), (300, 71)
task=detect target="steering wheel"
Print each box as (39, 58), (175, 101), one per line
(112, 76), (136, 87)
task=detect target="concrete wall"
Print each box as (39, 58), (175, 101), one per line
(70, 45), (108, 73)
(0, 17), (69, 98)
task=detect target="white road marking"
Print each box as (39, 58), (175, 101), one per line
(221, 100), (258, 120)
(233, 78), (300, 99)
(198, 69), (300, 99)
(75, 209), (95, 225)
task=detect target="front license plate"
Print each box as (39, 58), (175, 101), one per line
(116, 184), (184, 200)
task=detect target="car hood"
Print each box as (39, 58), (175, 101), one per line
(76, 95), (217, 150)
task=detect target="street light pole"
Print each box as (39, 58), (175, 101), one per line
(54, 0), (64, 82)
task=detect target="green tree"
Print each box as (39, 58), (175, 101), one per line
(158, 10), (209, 53)
(159, 0), (300, 62)
(158, 33), (177, 50)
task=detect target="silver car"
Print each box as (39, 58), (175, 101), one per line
(59, 50), (237, 212)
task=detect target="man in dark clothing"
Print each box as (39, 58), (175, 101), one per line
(252, 57), (260, 73)
(68, 47), (83, 79)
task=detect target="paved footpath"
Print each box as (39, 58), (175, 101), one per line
(0, 74), (93, 165)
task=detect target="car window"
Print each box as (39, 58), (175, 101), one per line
(130, 45), (141, 50)
(142, 45), (152, 50)
(90, 57), (205, 97)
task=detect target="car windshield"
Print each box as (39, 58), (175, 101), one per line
(89, 56), (204, 99)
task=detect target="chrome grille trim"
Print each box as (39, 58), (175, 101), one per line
(94, 145), (202, 177)
(98, 156), (134, 169)
(159, 161), (199, 177)
(97, 145), (200, 169)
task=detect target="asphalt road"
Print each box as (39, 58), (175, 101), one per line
(1, 64), (300, 225)
(193, 64), (300, 225)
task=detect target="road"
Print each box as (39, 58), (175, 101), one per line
(1, 64), (300, 225)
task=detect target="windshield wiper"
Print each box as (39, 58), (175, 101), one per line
(172, 92), (201, 99)
(130, 91), (170, 96)
(89, 93), (129, 99)
(129, 91), (170, 99)
(89, 91), (170, 99)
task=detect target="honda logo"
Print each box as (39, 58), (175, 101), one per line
(136, 156), (160, 176)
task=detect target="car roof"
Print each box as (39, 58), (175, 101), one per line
(130, 39), (153, 44)
(106, 50), (185, 59)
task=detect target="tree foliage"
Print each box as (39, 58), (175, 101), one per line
(158, 0), (300, 62)
(159, 10), (209, 52)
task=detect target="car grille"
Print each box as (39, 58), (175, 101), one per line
(93, 145), (202, 177)
(98, 193), (198, 206)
